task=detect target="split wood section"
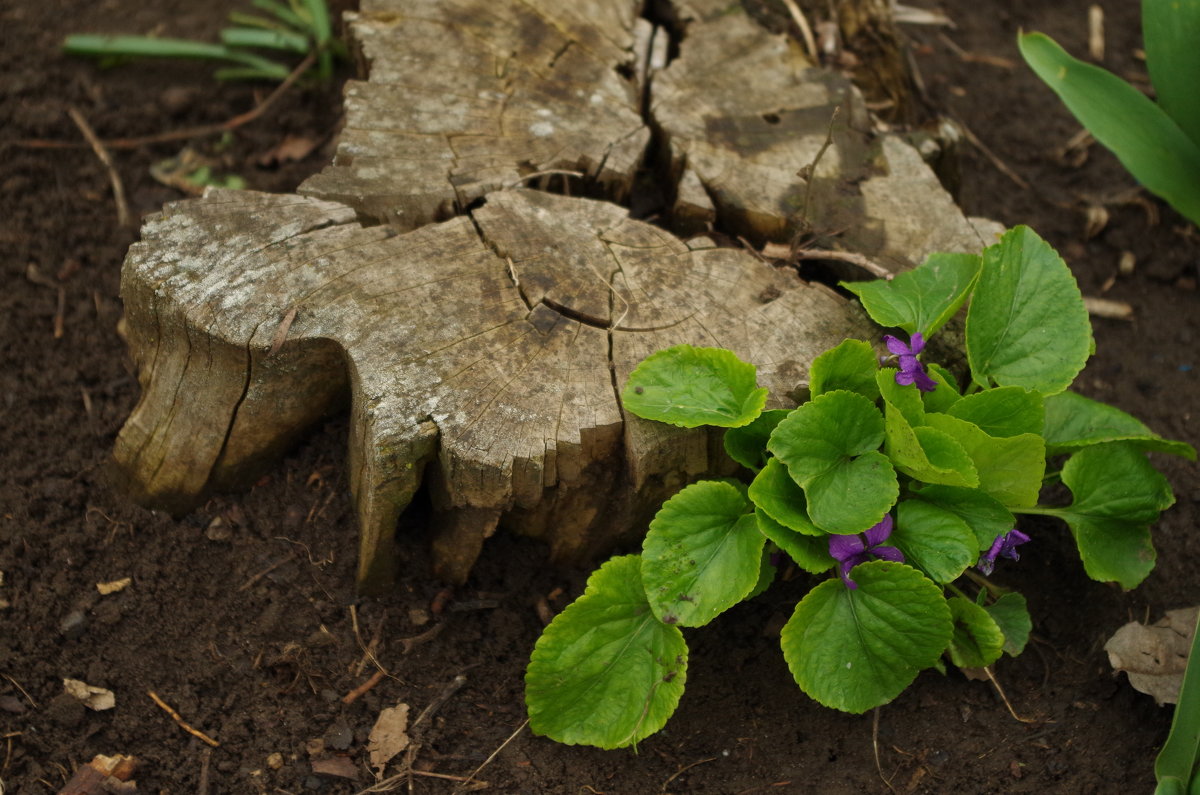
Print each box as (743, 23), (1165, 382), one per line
(112, 0), (994, 591)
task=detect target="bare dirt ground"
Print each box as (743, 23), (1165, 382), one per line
(2, 0), (1197, 792)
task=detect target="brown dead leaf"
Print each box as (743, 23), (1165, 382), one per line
(257, 134), (319, 167)
(311, 755), (359, 780)
(367, 702), (410, 778)
(1105, 606), (1199, 705)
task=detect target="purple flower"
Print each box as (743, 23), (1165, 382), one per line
(828, 514), (905, 589)
(883, 333), (937, 393)
(976, 529), (1031, 575)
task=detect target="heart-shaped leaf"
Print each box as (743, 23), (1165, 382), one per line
(526, 555), (687, 749)
(623, 344), (768, 428)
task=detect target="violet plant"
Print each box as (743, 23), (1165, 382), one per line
(523, 225), (1194, 749)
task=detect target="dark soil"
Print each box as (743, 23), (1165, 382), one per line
(2, 0), (1197, 792)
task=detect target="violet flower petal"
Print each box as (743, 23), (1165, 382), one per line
(829, 533), (866, 562)
(872, 545), (905, 563)
(863, 514), (894, 547)
(884, 334), (911, 356)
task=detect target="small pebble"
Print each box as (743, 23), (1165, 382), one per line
(302, 775), (328, 791)
(60, 609), (87, 638)
(266, 752), (284, 770)
(205, 516), (233, 542)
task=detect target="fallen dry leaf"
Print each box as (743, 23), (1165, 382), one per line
(1105, 606), (1199, 705)
(367, 702), (410, 778)
(63, 678), (116, 711)
(97, 577), (132, 595)
(311, 755), (359, 780)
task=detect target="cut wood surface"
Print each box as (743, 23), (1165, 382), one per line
(656, 1), (999, 269)
(298, 0), (648, 227)
(113, 0), (999, 590)
(113, 189), (874, 589)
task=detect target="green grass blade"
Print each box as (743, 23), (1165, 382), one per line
(299, 0), (333, 79)
(213, 65), (290, 81)
(1143, 0), (1200, 148)
(220, 26), (310, 53)
(1156, 610), (1200, 790)
(251, 0), (307, 30)
(63, 34), (237, 61)
(227, 11), (296, 34)
(1019, 31), (1200, 226)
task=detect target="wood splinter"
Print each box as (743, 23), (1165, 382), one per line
(56, 754), (138, 795)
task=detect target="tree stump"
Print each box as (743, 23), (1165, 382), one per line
(112, 0), (997, 591)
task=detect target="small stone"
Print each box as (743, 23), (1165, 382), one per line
(408, 607), (430, 627)
(266, 752), (284, 770)
(302, 774), (328, 791)
(305, 738), (326, 757)
(206, 516), (233, 542)
(60, 609), (88, 638)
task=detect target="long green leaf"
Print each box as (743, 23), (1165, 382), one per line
(1144, 0), (1200, 149)
(1156, 610), (1200, 792)
(1019, 31), (1200, 225)
(63, 34), (238, 61)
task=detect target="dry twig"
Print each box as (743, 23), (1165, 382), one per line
(454, 718), (528, 793)
(779, 0), (819, 63)
(342, 670), (387, 705)
(147, 690), (220, 747)
(67, 106), (131, 228)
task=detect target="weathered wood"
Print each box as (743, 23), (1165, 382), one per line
(654, 3), (998, 270)
(113, 189), (874, 589)
(113, 0), (1001, 591)
(297, 0), (648, 227)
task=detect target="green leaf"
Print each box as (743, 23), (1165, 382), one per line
(748, 458), (821, 535)
(63, 34), (240, 61)
(756, 509), (835, 573)
(922, 363), (962, 413)
(767, 390), (898, 534)
(984, 592), (1031, 656)
(946, 386), (1044, 438)
(525, 555), (687, 749)
(1042, 390), (1196, 460)
(219, 26), (311, 52)
(809, 339), (880, 401)
(1154, 600), (1200, 789)
(946, 597), (1005, 668)
(924, 413), (1045, 507)
(965, 226), (1092, 394)
(780, 561), (953, 713)
(910, 485), (1015, 551)
(642, 481), (765, 627)
(892, 500), (977, 583)
(746, 547), (777, 600)
(1019, 32), (1200, 226)
(1037, 443), (1174, 588)
(623, 345), (768, 428)
(1144, 0), (1200, 148)
(877, 368), (925, 426)
(883, 399), (978, 488)
(841, 252), (982, 337)
(724, 409), (791, 470)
